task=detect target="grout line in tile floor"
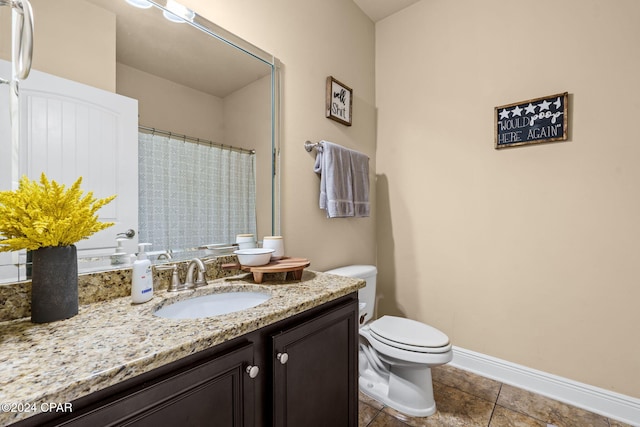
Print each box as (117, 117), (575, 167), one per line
(358, 365), (635, 427)
(485, 383), (501, 426)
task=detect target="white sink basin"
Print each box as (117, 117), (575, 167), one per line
(154, 291), (271, 320)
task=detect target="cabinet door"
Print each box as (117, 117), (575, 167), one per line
(272, 300), (358, 427)
(59, 343), (256, 427)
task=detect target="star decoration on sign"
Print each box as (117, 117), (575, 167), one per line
(511, 105), (523, 117)
(499, 109), (510, 119)
(524, 103), (536, 114)
(537, 100), (551, 111)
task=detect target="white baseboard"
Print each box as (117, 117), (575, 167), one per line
(450, 346), (640, 427)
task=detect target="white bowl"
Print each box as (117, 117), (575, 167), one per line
(234, 248), (275, 266)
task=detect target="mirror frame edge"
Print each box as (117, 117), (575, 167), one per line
(272, 57), (282, 237)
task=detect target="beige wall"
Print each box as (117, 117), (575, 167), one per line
(376, 0), (640, 398)
(0, 7), (10, 61)
(29, 0), (115, 91)
(116, 63), (225, 142)
(224, 75), (273, 240)
(1, 0), (114, 90)
(181, 0), (377, 271)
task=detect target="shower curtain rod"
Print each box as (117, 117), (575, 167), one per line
(138, 125), (256, 155)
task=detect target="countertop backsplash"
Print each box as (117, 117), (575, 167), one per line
(0, 255), (241, 322)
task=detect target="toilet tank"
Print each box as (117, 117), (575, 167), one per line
(325, 265), (377, 325)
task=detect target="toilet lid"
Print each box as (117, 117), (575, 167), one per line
(369, 316), (450, 348)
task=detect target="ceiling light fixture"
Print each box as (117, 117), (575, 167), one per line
(125, 0), (153, 9)
(162, 0), (195, 23)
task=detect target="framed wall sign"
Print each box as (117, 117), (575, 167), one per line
(495, 92), (568, 149)
(326, 76), (353, 126)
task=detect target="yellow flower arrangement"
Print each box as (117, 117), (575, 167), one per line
(0, 173), (116, 252)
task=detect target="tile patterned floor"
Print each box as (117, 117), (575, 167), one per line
(358, 365), (636, 427)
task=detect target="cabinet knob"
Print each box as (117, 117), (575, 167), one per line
(277, 352), (289, 364)
(246, 365), (260, 378)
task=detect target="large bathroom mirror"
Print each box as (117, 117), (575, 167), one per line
(0, 0), (281, 282)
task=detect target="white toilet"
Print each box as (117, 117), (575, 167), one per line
(325, 265), (452, 417)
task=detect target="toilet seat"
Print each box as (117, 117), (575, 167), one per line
(369, 316), (451, 353)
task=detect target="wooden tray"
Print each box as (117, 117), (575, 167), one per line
(223, 257), (310, 284)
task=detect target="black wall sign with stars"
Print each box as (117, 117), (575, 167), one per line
(494, 92), (568, 149)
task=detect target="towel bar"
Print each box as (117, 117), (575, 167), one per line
(304, 140), (322, 152)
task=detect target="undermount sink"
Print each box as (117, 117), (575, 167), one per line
(154, 291), (271, 320)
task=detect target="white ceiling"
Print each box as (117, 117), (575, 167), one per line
(353, 0), (421, 22)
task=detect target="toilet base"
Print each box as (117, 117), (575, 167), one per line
(358, 348), (438, 417)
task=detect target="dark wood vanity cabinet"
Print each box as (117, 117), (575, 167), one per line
(271, 301), (358, 426)
(16, 342), (257, 427)
(56, 343), (257, 427)
(14, 293), (358, 427)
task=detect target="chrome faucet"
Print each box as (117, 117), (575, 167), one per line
(185, 258), (207, 288)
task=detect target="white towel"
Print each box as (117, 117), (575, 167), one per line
(313, 140), (369, 218)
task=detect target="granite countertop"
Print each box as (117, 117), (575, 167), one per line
(0, 270), (364, 425)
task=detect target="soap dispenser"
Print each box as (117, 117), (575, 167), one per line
(132, 243), (153, 304)
(111, 238), (131, 265)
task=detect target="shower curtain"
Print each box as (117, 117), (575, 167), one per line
(138, 132), (256, 251)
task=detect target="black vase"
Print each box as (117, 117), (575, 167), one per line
(30, 245), (79, 323)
